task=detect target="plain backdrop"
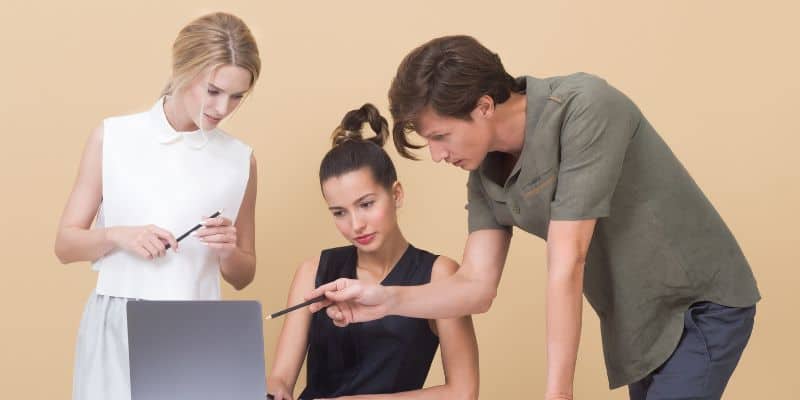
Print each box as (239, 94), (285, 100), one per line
(1, 1), (798, 398)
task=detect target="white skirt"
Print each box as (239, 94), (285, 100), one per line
(72, 291), (137, 400)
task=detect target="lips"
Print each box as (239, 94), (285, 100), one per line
(204, 113), (222, 123)
(354, 233), (376, 245)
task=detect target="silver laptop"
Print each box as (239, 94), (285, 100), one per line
(127, 301), (266, 400)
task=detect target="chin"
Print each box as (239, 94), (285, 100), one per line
(460, 160), (479, 171)
(201, 121), (220, 130)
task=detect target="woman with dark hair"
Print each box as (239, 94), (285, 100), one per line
(310, 36), (760, 400)
(266, 104), (479, 400)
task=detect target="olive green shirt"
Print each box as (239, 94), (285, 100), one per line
(466, 74), (760, 388)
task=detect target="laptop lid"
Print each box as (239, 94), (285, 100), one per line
(127, 300), (266, 400)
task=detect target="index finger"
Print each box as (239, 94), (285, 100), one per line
(203, 215), (230, 227)
(323, 285), (362, 303)
(306, 280), (340, 300)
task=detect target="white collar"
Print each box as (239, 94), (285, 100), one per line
(151, 97), (216, 149)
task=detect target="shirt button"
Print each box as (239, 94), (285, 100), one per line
(512, 204), (520, 214)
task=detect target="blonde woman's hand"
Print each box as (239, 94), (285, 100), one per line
(195, 214), (237, 259)
(107, 225), (178, 260)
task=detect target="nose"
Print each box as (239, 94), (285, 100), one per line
(214, 97), (230, 117)
(428, 142), (448, 163)
(350, 212), (366, 233)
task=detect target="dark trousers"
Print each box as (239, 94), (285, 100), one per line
(628, 302), (756, 400)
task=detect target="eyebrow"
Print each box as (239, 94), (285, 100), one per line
(420, 131), (444, 140)
(327, 193), (376, 210)
(208, 83), (247, 96)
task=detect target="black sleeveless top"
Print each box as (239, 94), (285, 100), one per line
(299, 244), (440, 399)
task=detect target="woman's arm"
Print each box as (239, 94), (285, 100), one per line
(54, 124), (178, 264)
(267, 256), (319, 400)
(216, 154), (258, 290)
(423, 256), (480, 399)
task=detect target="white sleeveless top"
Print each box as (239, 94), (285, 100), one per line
(93, 98), (252, 300)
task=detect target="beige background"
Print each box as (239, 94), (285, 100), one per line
(1, 1), (798, 398)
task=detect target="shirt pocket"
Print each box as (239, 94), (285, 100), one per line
(521, 168), (557, 199)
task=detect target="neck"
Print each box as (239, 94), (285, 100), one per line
(489, 92), (527, 157)
(163, 95), (199, 132)
(356, 229), (409, 279)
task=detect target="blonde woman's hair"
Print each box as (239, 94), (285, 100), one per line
(162, 12), (261, 96)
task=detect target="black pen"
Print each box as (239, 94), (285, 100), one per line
(266, 295), (327, 320)
(165, 210), (222, 250)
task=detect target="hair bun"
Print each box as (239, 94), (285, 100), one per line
(331, 103), (389, 148)
(331, 127), (364, 146)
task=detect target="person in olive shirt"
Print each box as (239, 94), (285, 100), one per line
(308, 35), (760, 400)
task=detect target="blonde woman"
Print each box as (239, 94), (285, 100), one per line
(54, 12), (261, 400)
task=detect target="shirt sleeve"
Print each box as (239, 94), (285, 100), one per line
(466, 170), (512, 233)
(549, 82), (640, 220)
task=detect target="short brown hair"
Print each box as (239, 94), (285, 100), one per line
(388, 35), (522, 159)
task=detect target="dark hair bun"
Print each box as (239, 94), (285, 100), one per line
(331, 103), (389, 148)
